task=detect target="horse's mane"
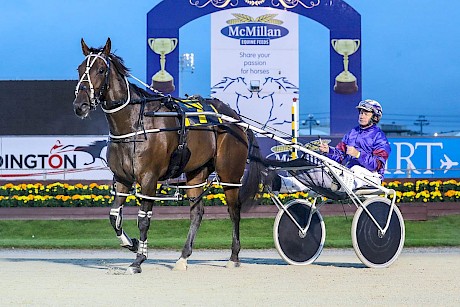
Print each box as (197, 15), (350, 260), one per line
(109, 53), (130, 77)
(86, 46), (130, 77)
(88, 46), (159, 99)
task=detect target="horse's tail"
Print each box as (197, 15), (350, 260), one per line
(238, 129), (266, 211)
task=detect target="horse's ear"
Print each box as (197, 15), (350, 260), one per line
(81, 38), (90, 56)
(103, 38), (111, 56)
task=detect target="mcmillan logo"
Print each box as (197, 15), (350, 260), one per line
(221, 13), (289, 45)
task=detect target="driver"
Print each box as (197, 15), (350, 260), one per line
(318, 99), (391, 189)
(274, 99), (390, 194)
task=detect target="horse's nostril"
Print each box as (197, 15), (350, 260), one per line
(80, 103), (89, 112)
(74, 101), (90, 117)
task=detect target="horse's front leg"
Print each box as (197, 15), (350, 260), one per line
(126, 197), (154, 274)
(174, 183), (206, 271)
(109, 181), (138, 253)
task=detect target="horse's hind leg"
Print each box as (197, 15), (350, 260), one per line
(223, 186), (242, 268)
(109, 181), (138, 252)
(174, 169), (209, 271)
(214, 129), (247, 268)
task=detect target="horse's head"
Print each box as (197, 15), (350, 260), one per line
(74, 37), (131, 118)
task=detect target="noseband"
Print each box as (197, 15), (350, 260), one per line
(74, 52), (131, 114)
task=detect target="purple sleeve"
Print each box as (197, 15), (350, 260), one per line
(326, 134), (349, 163)
(357, 131), (391, 174)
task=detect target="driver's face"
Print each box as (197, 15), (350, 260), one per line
(358, 109), (373, 127)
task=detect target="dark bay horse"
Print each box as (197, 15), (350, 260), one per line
(73, 38), (261, 274)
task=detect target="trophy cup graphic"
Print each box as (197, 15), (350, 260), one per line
(148, 38), (178, 93)
(331, 39), (360, 94)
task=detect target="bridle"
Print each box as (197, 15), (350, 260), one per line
(74, 52), (131, 114)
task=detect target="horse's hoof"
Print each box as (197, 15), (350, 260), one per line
(226, 260), (241, 268)
(125, 266), (142, 275)
(173, 257), (188, 271)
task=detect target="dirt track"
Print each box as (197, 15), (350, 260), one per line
(0, 248), (459, 306)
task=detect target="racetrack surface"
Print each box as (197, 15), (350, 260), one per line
(0, 248), (459, 306)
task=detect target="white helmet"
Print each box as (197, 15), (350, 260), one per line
(356, 99), (383, 124)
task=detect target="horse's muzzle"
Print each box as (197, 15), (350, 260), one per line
(73, 98), (91, 118)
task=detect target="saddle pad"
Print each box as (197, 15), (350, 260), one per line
(176, 100), (223, 126)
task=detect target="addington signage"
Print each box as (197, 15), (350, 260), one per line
(0, 136), (112, 181)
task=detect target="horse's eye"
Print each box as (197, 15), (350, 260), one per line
(98, 67), (105, 74)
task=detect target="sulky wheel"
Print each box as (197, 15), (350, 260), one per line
(273, 199), (325, 265)
(351, 196), (405, 268)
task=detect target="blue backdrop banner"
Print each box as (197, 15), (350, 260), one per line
(256, 136), (460, 179)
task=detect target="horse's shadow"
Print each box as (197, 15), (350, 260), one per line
(3, 256), (366, 270)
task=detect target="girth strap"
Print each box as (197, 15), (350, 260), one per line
(159, 99), (191, 180)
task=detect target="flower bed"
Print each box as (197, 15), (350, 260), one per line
(382, 179), (460, 203)
(0, 179), (459, 208)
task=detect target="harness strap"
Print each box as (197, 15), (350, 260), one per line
(110, 189), (182, 201)
(110, 191), (131, 197)
(109, 128), (162, 140)
(166, 98), (188, 149)
(174, 182), (208, 189)
(213, 174), (243, 187)
(178, 111), (188, 149)
(219, 182), (243, 187)
(138, 210), (153, 219)
(180, 178), (242, 206)
(101, 75), (131, 114)
(135, 192), (181, 201)
(74, 52), (106, 108)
